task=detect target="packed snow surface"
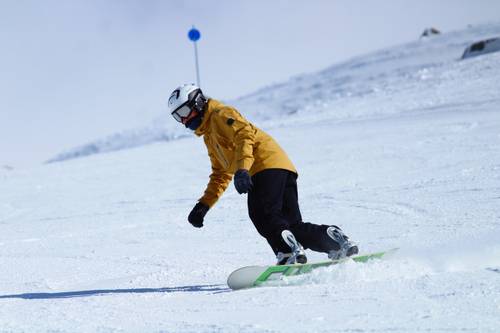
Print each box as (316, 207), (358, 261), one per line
(2, 23), (500, 332)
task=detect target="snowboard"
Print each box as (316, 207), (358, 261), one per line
(227, 248), (398, 290)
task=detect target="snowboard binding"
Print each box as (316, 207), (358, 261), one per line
(276, 230), (308, 265)
(326, 225), (359, 260)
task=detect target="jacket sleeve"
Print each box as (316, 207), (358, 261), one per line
(199, 143), (233, 208)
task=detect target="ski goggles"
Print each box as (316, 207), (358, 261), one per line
(170, 90), (201, 123)
(171, 104), (195, 123)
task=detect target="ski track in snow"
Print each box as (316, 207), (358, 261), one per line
(1, 22), (500, 332)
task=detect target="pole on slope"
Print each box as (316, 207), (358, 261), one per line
(188, 26), (201, 87)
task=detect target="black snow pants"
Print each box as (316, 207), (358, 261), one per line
(247, 169), (339, 255)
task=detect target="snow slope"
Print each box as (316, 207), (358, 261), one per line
(1, 23), (500, 332)
(48, 22), (500, 162)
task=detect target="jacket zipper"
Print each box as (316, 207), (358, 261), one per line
(215, 143), (230, 169)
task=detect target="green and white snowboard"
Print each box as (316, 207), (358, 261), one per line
(227, 248), (398, 290)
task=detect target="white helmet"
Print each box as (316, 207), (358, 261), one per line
(168, 84), (206, 123)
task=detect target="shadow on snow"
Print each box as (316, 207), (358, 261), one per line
(0, 284), (230, 300)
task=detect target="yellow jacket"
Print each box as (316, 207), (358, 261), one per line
(195, 99), (297, 207)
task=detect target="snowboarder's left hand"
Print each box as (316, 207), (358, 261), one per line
(188, 202), (209, 228)
(234, 169), (253, 194)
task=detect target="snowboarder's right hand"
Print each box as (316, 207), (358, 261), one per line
(188, 202), (209, 228)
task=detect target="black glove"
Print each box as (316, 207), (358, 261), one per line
(234, 169), (253, 194)
(188, 202), (209, 228)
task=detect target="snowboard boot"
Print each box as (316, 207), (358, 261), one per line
(276, 230), (308, 265)
(326, 225), (359, 260)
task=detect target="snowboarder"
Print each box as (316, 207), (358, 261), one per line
(168, 84), (358, 264)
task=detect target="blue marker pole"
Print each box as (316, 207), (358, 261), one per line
(188, 26), (201, 87)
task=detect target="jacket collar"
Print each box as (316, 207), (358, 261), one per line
(194, 99), (214, 137)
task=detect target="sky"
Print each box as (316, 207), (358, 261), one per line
(1, 0), (500, 168)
